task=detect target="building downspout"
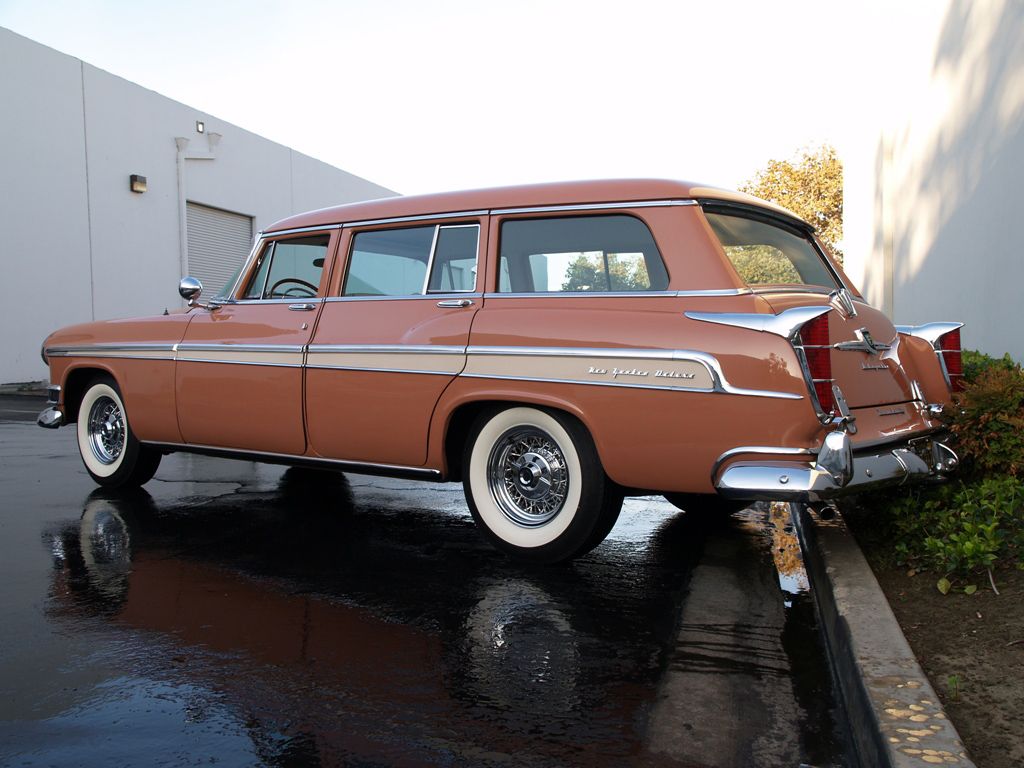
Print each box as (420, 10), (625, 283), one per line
(174, 136), (190, 305)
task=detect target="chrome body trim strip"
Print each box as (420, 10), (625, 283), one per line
(46, 343), (178, 355)
(464, 345), (801, 400)
(308, 344), (466, 355)
(141, 441), (443, 480)
(176, 358), (303, 368)
(306, 365), (453, 376)
(490, 200), (698, 215)
(177, 343), (305, 354)
(685, 306), (833, 340)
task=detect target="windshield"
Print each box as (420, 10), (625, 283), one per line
(705, 211), (839, 289)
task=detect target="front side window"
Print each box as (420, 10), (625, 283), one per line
(242, 235), (329, 299)
(705, 212), (838, 288)
(343, 223), (480, 297)
(498, 215), (668, 293)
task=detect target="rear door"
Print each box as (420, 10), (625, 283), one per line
(305, 217), (485, 466)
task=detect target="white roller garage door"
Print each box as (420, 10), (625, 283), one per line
(186, 202), (253, 298)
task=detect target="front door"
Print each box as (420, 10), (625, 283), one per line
(175, 231), (337, 455)
(305, 219), (484, 466)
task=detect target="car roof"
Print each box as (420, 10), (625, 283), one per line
(264, 178), (808, 233)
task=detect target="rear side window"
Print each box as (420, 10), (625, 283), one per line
(344, 224), (480, 296)
(705, 212), (838, 288)
(498, 215), (668, 293)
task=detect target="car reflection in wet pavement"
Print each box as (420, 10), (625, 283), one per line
(0, 417), (851, 767)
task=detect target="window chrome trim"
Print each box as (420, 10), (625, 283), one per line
(266, 200), (698, 237)
(141, 441), (443, 480)
(483, 288), (752, 299)
(343, 210), (489, 229)
(223, 297), (326, 306)
(324, 293), (483, 303)
(490, 200), (698, 215)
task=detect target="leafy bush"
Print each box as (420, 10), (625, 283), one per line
(961, 349), (1016, 382)
(850, 350), (1024, 586)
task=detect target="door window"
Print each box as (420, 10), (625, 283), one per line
(242, 235), (329, 299)
(343, 224), (480, 296)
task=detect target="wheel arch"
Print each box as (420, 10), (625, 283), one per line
(437, 392), (596, 483)
(61, 363), (119, 422)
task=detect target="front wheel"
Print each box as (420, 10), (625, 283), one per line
(76, 376), (161, 488)
(463, 407), (622, 564)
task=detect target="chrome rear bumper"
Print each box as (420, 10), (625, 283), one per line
(715, 432), (957, 502)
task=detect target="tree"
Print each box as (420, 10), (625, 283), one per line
(561, 252), (649, 291)
(739, 144), (843, 262)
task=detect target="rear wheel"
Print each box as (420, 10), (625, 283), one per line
(76, 376), (161, 488)
(463, 406), (622, 563)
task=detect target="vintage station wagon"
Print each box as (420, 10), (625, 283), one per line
(38, 180), (962, 562)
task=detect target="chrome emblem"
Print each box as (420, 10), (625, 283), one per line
(861, 362), (889, 371)
(878, 407), (906, 417)
(835, 328), (892, 355)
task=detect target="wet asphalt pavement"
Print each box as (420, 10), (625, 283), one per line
(0, 396), (851, 767)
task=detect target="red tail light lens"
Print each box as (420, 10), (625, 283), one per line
(938, 328), (964, 391)
(798, 313), (835, 414)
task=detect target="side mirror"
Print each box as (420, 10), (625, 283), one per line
(178, 276), (203, 305)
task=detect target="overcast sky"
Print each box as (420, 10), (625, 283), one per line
(0, 0), (931, 194)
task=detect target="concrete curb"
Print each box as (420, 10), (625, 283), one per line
(793, 504), (975, 768)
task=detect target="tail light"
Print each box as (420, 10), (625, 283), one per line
(796, 313), (835, 415)
(938, 328), (964, 392)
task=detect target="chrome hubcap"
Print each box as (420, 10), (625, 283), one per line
(87, 396), (125, 465)
(487, 427), (569, 527)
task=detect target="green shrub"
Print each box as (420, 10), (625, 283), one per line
(851, 349), (1024, 583)
(962, 349), (1016, 382)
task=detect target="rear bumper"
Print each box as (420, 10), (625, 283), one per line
(715, 432), (958, 502)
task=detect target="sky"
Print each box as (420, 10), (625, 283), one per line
(0, 0), (932, 195)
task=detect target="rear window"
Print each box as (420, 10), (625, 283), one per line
(705, 212), (838, 289)
(498, 215), (669, 293)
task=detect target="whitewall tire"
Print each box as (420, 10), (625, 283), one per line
(463, 407), (622, 563)
(76, 376), (161, 488)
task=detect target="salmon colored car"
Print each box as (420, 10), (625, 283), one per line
(38, 180), (962, 562)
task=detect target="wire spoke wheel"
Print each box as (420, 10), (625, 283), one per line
(87, 396), (125, 465)
(487, 426), (569, 527)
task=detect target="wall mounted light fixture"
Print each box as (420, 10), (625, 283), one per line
(195, 120), (205, 134)
(129, 174), (147, 193)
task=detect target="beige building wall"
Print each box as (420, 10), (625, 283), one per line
(842, 1), (1024, 360)
(0, 27), (395, 384)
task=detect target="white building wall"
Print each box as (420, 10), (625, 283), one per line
(0, 27), (395, 384)
(842, 1), (1024, 360)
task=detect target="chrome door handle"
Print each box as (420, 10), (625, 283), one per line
(288, 303), (316, 311)
(436, 299), (474, 308)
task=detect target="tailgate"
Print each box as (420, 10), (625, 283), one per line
(760, 292), (913, 408)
